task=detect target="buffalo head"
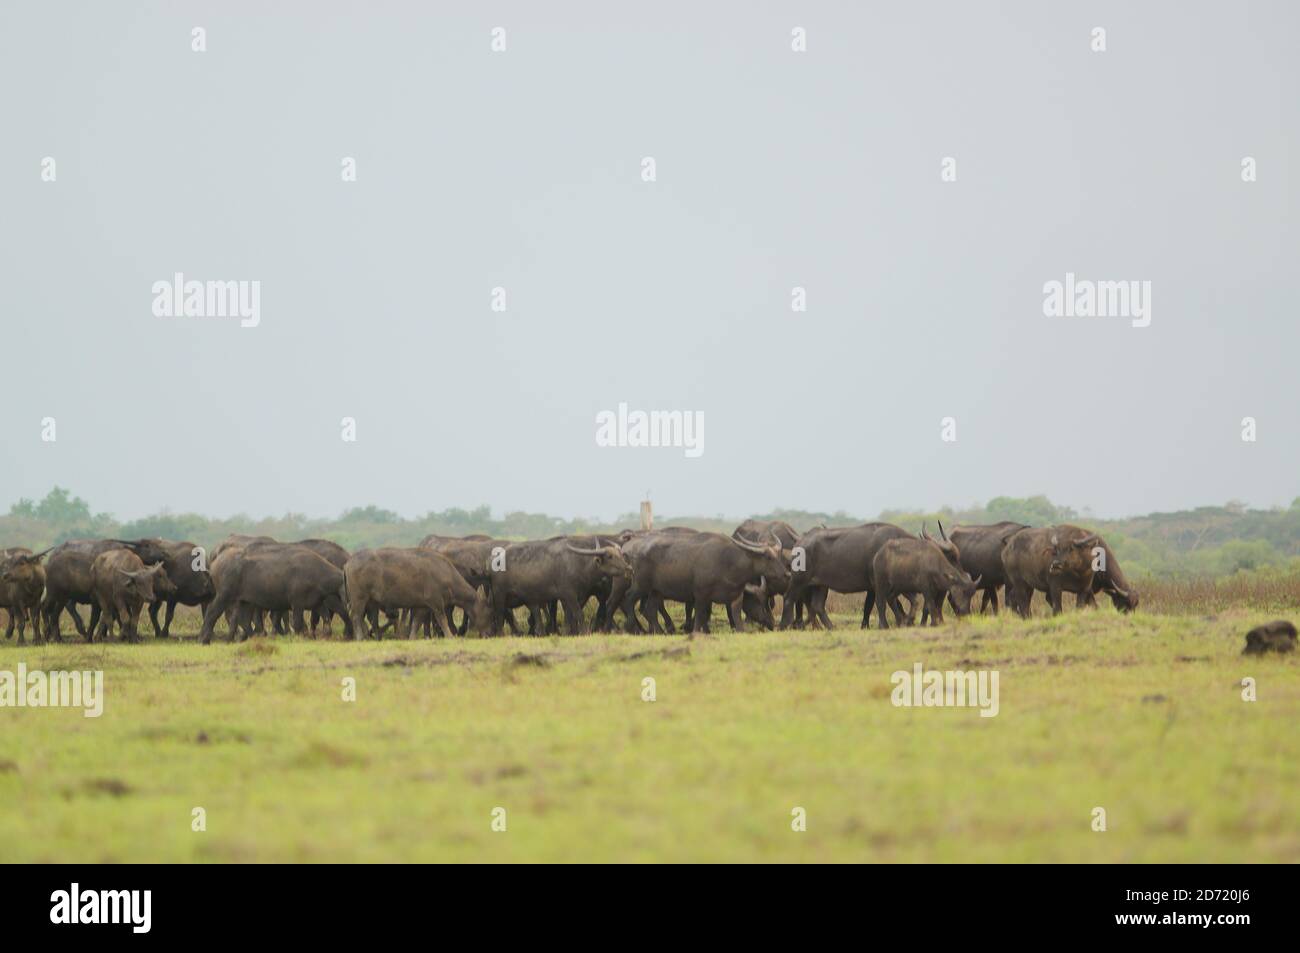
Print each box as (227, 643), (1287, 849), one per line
(567, 541), (633, 580)
(731, 534), (791, 592)
(1048, 531), (1100, 577)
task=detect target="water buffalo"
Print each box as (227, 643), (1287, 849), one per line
(1002, 525), (1137, 616)
(345, 548), (491, 639)
(90, 549), (176, 642)
(0, 548), (49, 643)
(733, 521), (802, 620)
(622, 531), (790, 634)
(1072, 533), (1140, 613)
(872, 537), (981, 629)
(147, 539), (216, 637)
(292, 539), (351, 634)
(419, 534), (522, 634)
(489, 537), (633, 635)
(40, 538), (173, 640)
(206, 536), (346, 636)
(779, 523), (912, 630)
(198, 545), (352, 643)
(604, 530), (692, 633)
(947, 522), (1027, 615)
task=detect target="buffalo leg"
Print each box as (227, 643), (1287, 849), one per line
(779, 583), (804, 630)
(430, 600), (454, 638)
(861, 589), (876, 629)
(67, 602), (88, 638)
(811, 588), (833, 630)
(726, 595), (745, 632)
(657, 599), (675, 633)
(645, 595), (666, 635)
(694, 597), (712, 634)
(1047, 582), (1064, 615)
(561, 596), (584, 635)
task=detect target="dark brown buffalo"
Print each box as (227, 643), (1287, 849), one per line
(419, 535), (521, 634)
(291, 539), (351, 634)
(733, 520), (802, 622)
(1243, 620), (1296, 655)
(872, 538), (981, 628)
(90, 549), (176, 642)
(947, 522), (1027, 614)
(0, 548), (50, 643)
(147, 539), (216, 637)
(40, 538), (173, 640)
(345, 548), (490, 639)
(604, 530), (692, 633)
(1072, 534), (1140, 613)
(779, 523), (912, 630)
(209, 536), (275, 635)
(198, 546), (352, 643)
(489, 537), (633, 635)
(1002, 525), (1137, 616)
(207, 536), (348, 636)
(621, 531), (790, 634)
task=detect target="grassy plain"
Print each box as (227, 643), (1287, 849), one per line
(1, 598), (1297, 863)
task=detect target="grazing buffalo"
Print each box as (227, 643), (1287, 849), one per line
(490, 537), (633, 635)
(0, 548), (50, 643)
(740, 580), (776, 629)
(419, 534), (522, 634)
(620, 531), (789, 634)
(345, 548), (491, 639)
(1071, 533), (1140, 613)
(90, 549), (176, 642)
(733, 520), (802, 622)
(147, 539), (216, 637)
(948, 522), (1027, 615)
(872, 538), (981, 629)
(40, 539), (173, 640)
(198, 546), (352, 643)
(1002, 525), (1137, 616)
(779, 523), (912, 630)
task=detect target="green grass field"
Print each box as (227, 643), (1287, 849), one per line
(2, 606), (1297, 862)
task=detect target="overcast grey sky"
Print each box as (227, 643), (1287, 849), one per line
(1, 1), (1295, 523)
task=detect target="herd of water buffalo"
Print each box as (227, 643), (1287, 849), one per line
(0, 519), (1138, 644)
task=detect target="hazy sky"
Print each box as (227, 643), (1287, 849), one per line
(2, 1), (1296, 523)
